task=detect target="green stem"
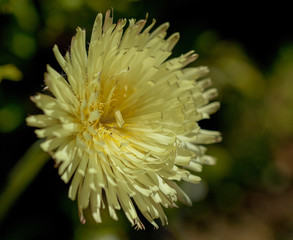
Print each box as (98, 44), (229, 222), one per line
(0, 140), (50, 222)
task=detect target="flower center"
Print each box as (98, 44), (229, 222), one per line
(77, 90), (124, 149)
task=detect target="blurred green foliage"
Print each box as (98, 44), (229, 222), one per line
(0, 102), (23, 132)
(0, 0), (293, 240)
(0, 64), (22, 82)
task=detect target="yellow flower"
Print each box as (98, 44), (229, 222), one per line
(26, 10), (221, 229)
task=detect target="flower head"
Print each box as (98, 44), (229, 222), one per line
(26, 10), (221, 229)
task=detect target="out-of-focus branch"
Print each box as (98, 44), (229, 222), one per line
(0, 140), (50, 222)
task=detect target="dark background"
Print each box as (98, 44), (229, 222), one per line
(1, 0), (293, 239)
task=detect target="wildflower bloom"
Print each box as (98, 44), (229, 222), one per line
(26, 10), (221, 229)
